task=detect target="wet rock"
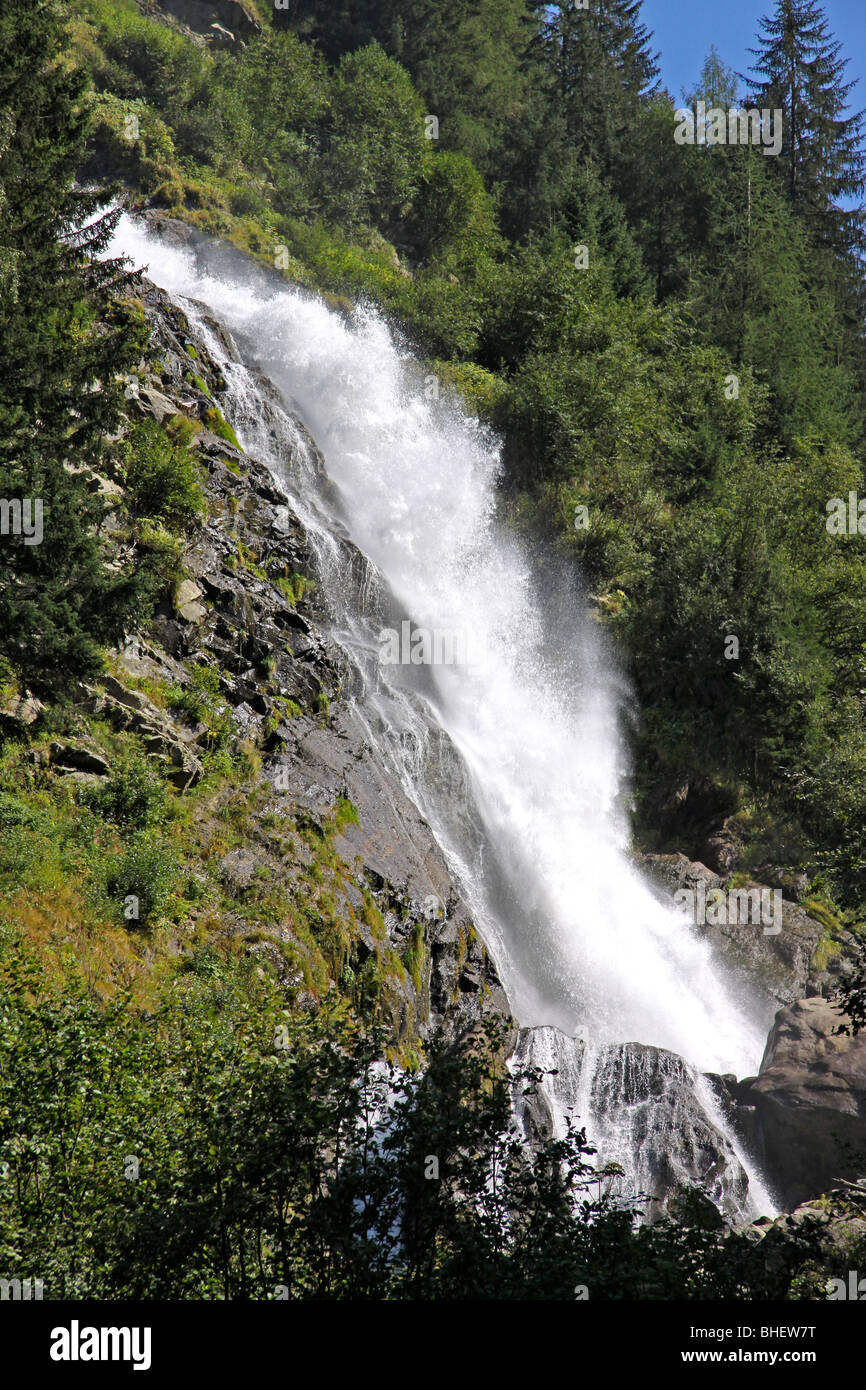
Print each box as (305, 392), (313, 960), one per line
(118, 266), (517, 1047)
(637, 852), (824, 1009)
(513, 1026), (751, 1220)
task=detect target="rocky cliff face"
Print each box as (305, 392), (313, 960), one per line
(60, 271), (514, 1054)
(641, 852), (866, 1212)
(513, 1025), (751, 1221)
(638, 852), (826, 1011)
(732, 998), (866, 1210)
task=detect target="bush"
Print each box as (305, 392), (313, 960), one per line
(321, 43), (429, 230)
(411, 150), (501, 265)
(124, 419), (205, 529)
(99, 830), (178, 927)
(81, 754), (166, 830)
(167, 664), (232, 749)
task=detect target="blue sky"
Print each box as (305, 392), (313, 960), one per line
(641, 0), (865, 111)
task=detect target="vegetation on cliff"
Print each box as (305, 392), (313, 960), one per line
(62, 0), (866, 910)
(1, 0), (866, 1300)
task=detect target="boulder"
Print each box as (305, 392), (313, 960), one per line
(0, 691), (43, 729)
(135, 384), (178, 424)
(49, 743), (111, 777)
(738, 996), (866, 1208)
(175, 578), (206, 623)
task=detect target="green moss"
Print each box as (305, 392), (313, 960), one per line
(402, 917), (426, 991)
(803, 897), (843, 935)
(360, 889), (386, 944)
(276, 572), (315, 604)
(812, 935), (843, 972)
(432, 359), (508, 422)
(334, 796), (360, 831)
(204, 407), (242, 451)
(234, 539), (267, 580)
(185, 371), (211, 397)
(167, 664), (232, 750)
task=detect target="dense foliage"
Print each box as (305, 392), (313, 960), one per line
(2, 0), (866, 1301)
(0, 0), (163, 694)
(0, 944), (846, 1300)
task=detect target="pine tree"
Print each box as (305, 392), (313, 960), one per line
(683, 44), (740, 112)
(494, 0), (658, 241)
(690, 142), (855, 444)
(617, 94), (707, 302)
(532, 0), (659, 170)
(0, 0), (150, 696)
(748, 0), (865, 255)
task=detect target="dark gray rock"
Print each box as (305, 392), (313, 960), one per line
(49, 743), (111, 777)
(514, 1026), (751, 1221)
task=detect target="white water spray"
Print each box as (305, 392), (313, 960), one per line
(109, 217), (776, 1212)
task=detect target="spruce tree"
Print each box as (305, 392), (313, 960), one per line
(748, 0), (865, 255)
(531, 0), (659, 171)
(0, 0), (148, 696)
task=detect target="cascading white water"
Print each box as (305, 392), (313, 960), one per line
(108, 216), (777, 1214)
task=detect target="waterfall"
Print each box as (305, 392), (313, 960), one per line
(108, 215), (777, 1216)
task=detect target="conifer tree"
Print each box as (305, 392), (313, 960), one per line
(0, 0), (148, 695)
(284, 0), (532, 176)
(748, 0), (865, 255)
(532, 0), (659, 171)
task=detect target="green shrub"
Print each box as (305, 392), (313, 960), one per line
(81, 755), (166, 830)
(99, 830), (178, 927)
(167, 664), (232, 749)
(125, 419), (205, 529)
